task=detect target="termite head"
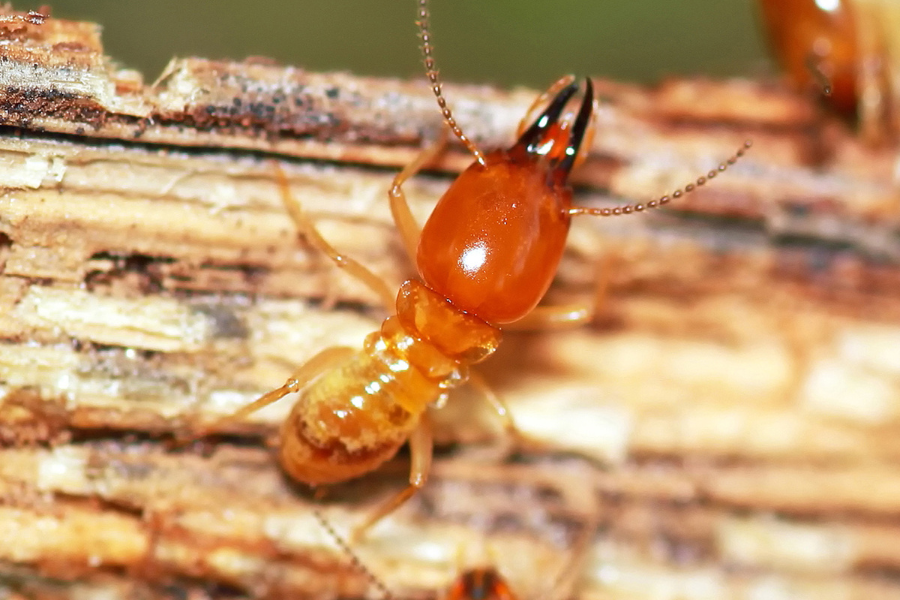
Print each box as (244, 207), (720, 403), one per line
(444, 568), (517, 600)
(414, 0), (749, 324)
(416, 79), (594, 325)
(415, 0), (595, 176)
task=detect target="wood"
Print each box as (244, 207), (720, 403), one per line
(0, 5), (899, 600)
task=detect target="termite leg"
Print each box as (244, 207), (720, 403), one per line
(504, 302), (595, 331)
(503, 254), (612, 331)
(388, 127), (449, 263)
(273, 164), (396, 314)
(515, 74), (576, 138)
(468, 371), (522, 441)
(178, 346), (355, 443)
(352, 414), (434, 541)
(545, 477), (599, 600)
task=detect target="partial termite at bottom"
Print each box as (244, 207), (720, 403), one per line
(311, 471), (600, 600)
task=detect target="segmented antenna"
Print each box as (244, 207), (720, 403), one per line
(313, 509), (393, 600)
(417, 0), (487, 166)
(566, 140), (752, 217)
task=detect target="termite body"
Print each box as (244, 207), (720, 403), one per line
(194, 0), (749, 535)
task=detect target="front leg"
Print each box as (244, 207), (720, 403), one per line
(388, 126), (449, 264)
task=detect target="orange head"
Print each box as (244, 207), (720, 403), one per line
(757, 0), (859, 114)
(444, 568), (517, 600)
(416, 80), (595, 325)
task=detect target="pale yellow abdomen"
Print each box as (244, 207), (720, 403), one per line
(278, 327), (444, 486)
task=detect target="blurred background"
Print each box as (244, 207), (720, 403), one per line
(17, 0), (770, 88)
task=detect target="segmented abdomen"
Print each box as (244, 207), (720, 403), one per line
(277, 322), (452, 485)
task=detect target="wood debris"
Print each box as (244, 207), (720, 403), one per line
(0, 5), (898, 600)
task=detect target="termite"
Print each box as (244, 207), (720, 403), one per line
(758, 0), (858, 113)
(757, 0), (899, 142)
(314, 512), (550, 600)
(313, 511), (538, 600)
(312, 479), (598, 600)
(185, 0), (750, 538)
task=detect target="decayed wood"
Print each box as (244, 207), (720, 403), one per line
(0, 5), (899, 600)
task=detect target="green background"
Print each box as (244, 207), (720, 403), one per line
(19, 0), (772, 88)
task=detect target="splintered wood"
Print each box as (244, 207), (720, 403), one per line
(0, 5), (899, 600)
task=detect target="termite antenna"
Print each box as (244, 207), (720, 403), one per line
(313, 509), (394, 600)
(567, 140), (752, 218)
(417, 0), (487, 166)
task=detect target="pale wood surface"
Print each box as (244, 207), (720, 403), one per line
(0, 5), (899, 600)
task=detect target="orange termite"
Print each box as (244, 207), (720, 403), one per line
(312, 498), (597, 600)
(314, 509), (520, 600)
(442, 570), (517, 600)
(757, 0), (898, 141)
(188, 0), (750, 537)
(758, 0), (860, 113)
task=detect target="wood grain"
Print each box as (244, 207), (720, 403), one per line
(0, 5), (899, 600)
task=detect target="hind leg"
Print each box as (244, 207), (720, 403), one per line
(351, 413), (433, 541)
